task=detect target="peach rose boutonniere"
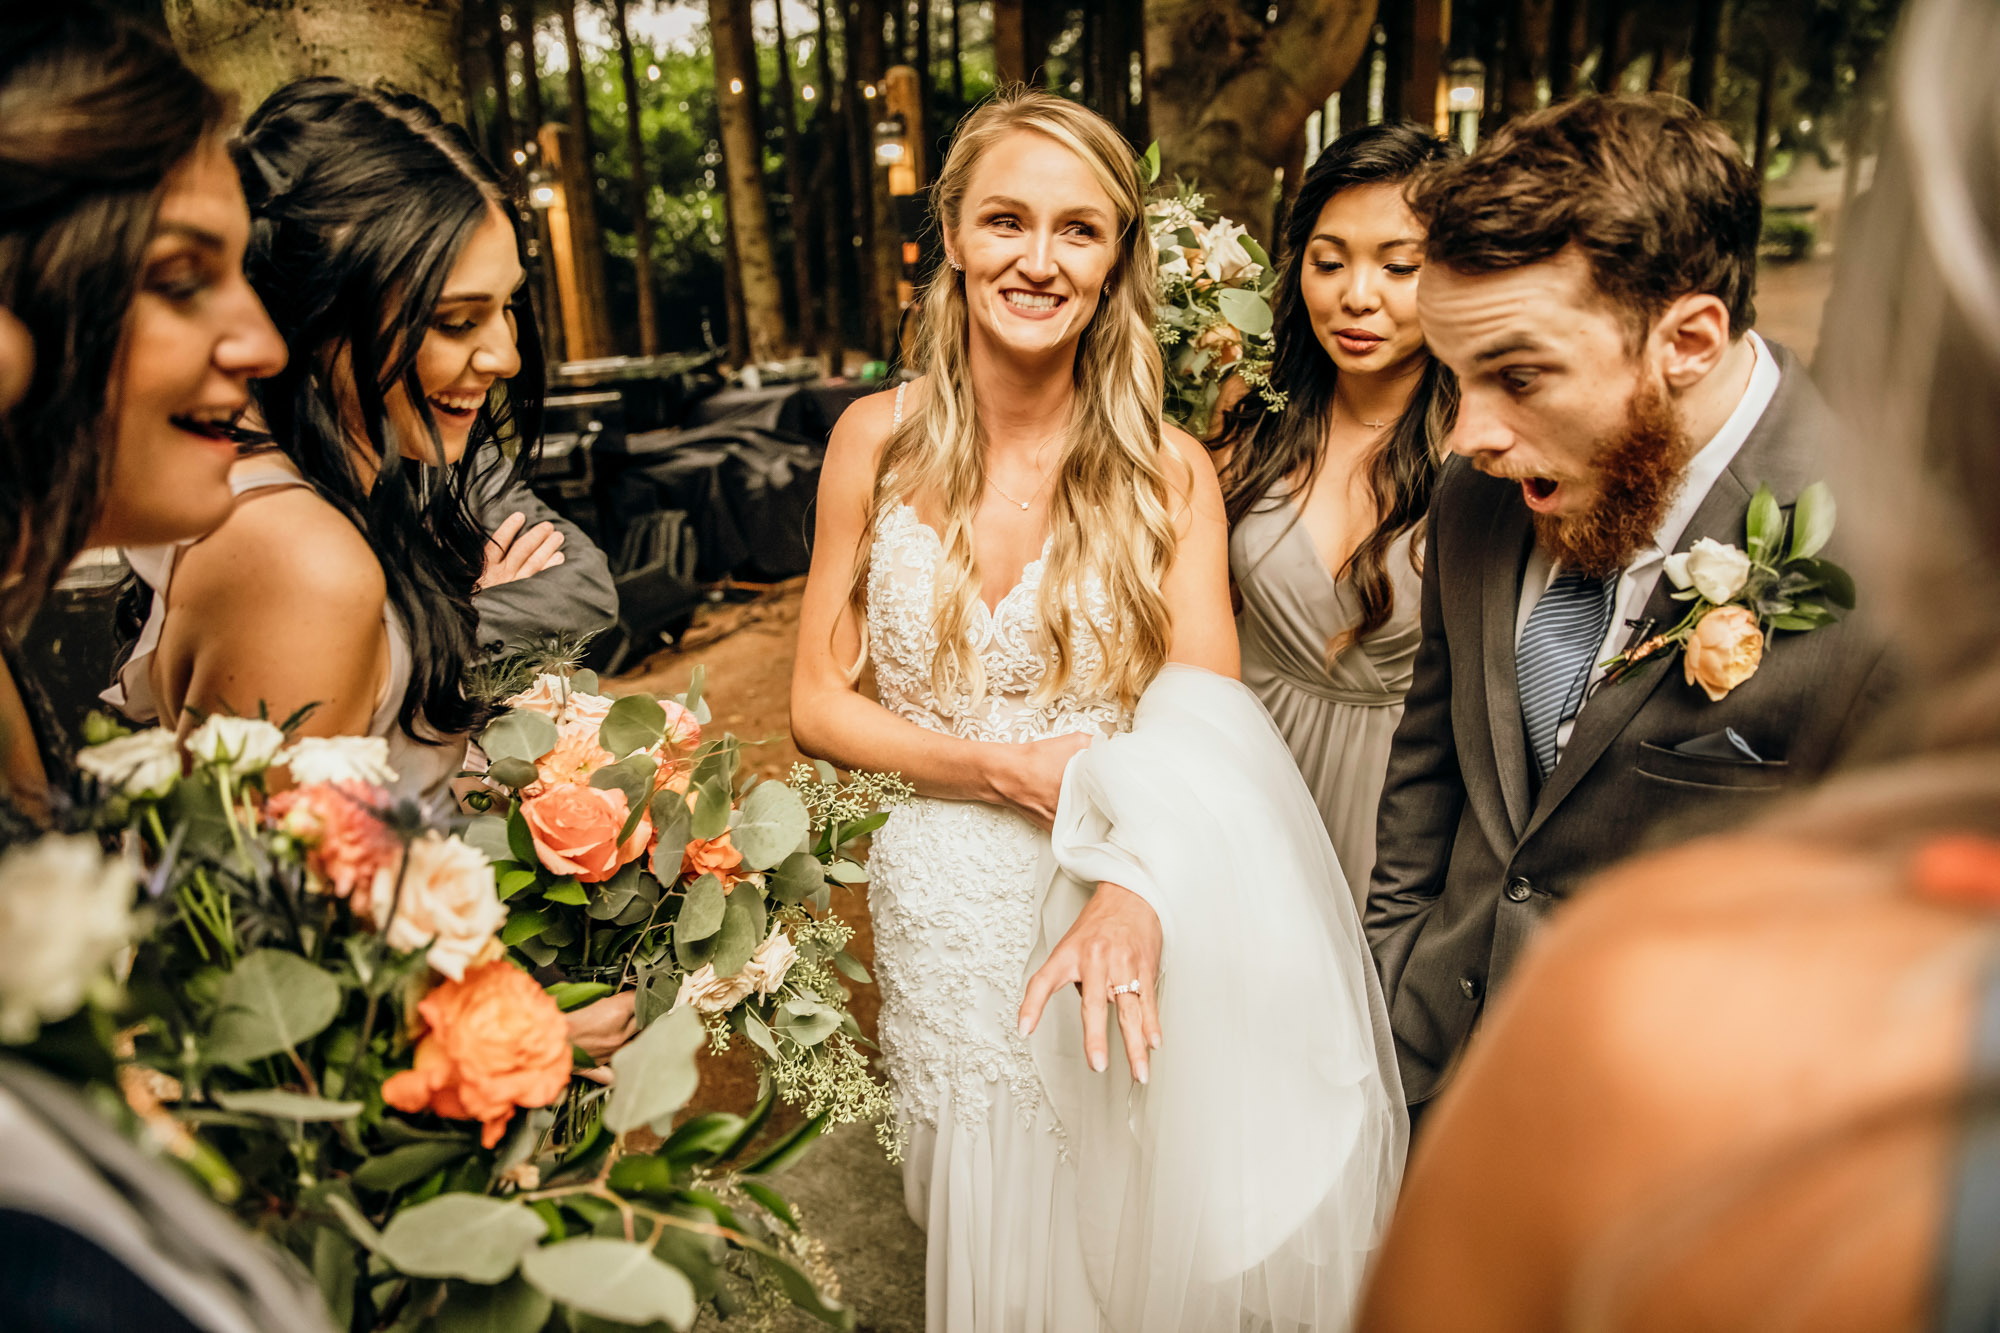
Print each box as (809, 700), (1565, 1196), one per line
(381, 959), (573, 1147)
(1601, 481), (1855, 701)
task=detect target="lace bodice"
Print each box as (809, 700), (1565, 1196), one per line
(864, 503), (1126, 744)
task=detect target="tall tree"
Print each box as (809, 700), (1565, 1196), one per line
(610, 0), (660, 355)
(555, 0), (612, 356)
(515, 0), (547, 132)
(164, 0), (466, 119)
(1688, 0), (1724, 113)
(812, 0), (848, 369)
(851, 0), (903, 357)
(1146, 0), (1378, 243)
(709, 0), (788, 361)
(992, 0), (1027, 84)
(475, 0), (521, 168)
(948, 0), (964, 103)
(772, 0), (819, 355)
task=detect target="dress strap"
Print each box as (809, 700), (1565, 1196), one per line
(1917, 837), (2000, 1333)
(892, 381), (907, 431)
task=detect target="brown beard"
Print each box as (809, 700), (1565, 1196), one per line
(1532, 378), (1692, 576)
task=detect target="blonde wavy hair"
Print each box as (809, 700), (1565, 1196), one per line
(847, 86), (1181, 711)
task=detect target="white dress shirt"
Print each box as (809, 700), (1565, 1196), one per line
(1515, 331), (1782, 757)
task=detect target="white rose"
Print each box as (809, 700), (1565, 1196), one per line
(369, 832), (507, 980)
(1202, 218), (1259, 283)
(674, 963), (756, 1014)
(279, 736), (398, 789)
(75, 728), (181, 800)
(1158, 248), (1192, 281)
(0, 835), (136, 1043)
(504, 674), (615, 728)
(1664, 537), (1754, 605)
(185, 716), (287, 773)
(740, 928), (800, 999)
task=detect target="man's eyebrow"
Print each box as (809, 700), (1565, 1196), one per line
(1474, 338), (1547, 364)
(153, 221), (224, 249)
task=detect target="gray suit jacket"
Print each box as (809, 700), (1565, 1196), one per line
(468, 444), (618, 654)
(1364, 345), (1889, 1104)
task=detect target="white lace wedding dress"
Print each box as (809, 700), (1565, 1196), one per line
(863, 492), (1407, 1333)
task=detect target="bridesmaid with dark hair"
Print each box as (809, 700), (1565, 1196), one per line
(1211, 123), (1460, 896)
(0, 7), (286, 817)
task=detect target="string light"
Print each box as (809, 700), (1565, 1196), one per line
(802, 84), (816, 101)
(729, 77), (744, 94)
(647, 63), (660, 81)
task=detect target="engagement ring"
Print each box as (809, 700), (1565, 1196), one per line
(1109, 979), (1142, 999)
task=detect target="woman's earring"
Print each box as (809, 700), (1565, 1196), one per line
(948, 257), (963, 272)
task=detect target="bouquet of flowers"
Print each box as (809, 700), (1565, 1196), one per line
(468, 666), (903, 1144)
(1142, 143), (1284, 435)
(75, 706), (870, 1331)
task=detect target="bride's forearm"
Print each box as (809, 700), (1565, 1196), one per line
(791, 683), (1011, 804)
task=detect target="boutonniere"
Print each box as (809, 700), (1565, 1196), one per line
(1602, 481), (1856, 700)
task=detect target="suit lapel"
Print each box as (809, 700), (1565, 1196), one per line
(1479, 498), (1537, 841)
(1518, 343), (1823, 840)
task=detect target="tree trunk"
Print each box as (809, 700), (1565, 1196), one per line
(610, 0), (658, 355)
(1125, 0), (1149, 149)
(814, 0), (848, 370)
(914, 0), (932, 137)
(1500, 0), (1547, 119)
(1145, 0), (1377, 244)
(1650, 37), (1677, 92)
(710, 0), (788, 362)
(476, 0), (520, 168)
(1378, 0), (1408, 121)
(1548, 0), (1576, 100)
(1749, 43), (1777, 184)
(1336, 33), (1371, 136)
(949, 0), (963, 103)
(1837, 43), (1877, 237)
(1687, 0), (1723, 114)
(163, 0), (467, 122)
(851, 0), (904, 358)
(556, 0), (611, 357)
(773, 0), (818, 355)
(1404, 0), (1444, 130)
(721, 182), (750, 364)
(1595, 0), (1629, 92)
(515, 0), (545, 131)
(843, 0), (882, 352)
(992, 0), (1027, 84)
(890, 0), (907, 62)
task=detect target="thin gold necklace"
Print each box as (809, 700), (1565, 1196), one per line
(985, 430), (1063, 512)
(1337, 398), (1391, 430)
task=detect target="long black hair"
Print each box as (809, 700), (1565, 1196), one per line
(0, 8), (227, 627)
(234, 78), (544, 744)
(1213, 122), (1461, 649)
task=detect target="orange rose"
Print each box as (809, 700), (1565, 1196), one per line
(660, 699), (702, 751)
(381, 961), (572, 1148)
(528, 719), (617, 794)
(521, 783), (652, 883)
(682, 828), (745, 889)
(1683, 604), (1765, 701)
(265, 781), (399, 915)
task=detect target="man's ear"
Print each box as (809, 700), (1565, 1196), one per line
(1650, 293), (1734, 391)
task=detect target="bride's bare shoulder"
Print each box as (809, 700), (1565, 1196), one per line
(177, 479), (384, 623)
(822, 380), (917, 500)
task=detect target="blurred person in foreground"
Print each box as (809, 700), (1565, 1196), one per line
(1359, 0), (2000, 1327)
(1365, 93), (1890, 1121)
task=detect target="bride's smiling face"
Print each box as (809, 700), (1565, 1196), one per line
(947, 129), (1120, 363)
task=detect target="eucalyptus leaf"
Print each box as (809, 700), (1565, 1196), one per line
(570, 669), (600, 694)
(483, 710), (560, 764)
(507, 806), (537, 866)
(496, 867), (537, 901)
(352, 1139), (474, 1193)
(486, 757), (540, 791)
(212, 1089), (362, 1121)
(1746, 484), (1783, 562)
(635, 960), (678, 1028)
(767, 852), (824, 907)
(773, 997), (841, 1049)
(831, 951), (872, 985)
(599, 694), (666, 759)
(690, 778), (731, 842)
(1241, 235), (1271, 271)
(711, 891), (766, 979)
(376, 1193), (546, 1283)
(731, 782), (811, 871)
(520, 1238), (696, 1330)
(516, 938), (558, 968)
(428, 1275), (552, 1333)
(605, 1004), (705, 1135)
(740, 1179), (799, 1231)
(463, 815), (514, 864)
(676, 873), (726, 941)
(1215, 287), (1273, 337)
(1788, 480), (1837, 561)
(680, 665), (706, 718)
(586, 863), (644, 921)
(742, 1007), (779, 1058)
(206, 950), (343, 1065)
(825, 859), (870, 885)
(590, 753), (655, 821)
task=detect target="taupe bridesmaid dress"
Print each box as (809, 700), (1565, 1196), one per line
(1231, 496), (1423, 904)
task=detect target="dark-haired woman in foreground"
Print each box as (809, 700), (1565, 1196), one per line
(110, 78), (540, 803)
(1358, 1), (2000, 1328)
(1211, 123), (1459, 895)
(0, 9), (286, 818)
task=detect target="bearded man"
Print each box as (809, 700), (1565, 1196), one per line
(1365, 95), (1889, 1119)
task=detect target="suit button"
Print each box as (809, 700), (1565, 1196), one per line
(1459, 976), (1481, 1000)
(1504, 876), (1532, 902)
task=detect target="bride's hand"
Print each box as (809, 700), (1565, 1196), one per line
(987, 732), (1093, 831)
(1017, 882), (1162, 1084)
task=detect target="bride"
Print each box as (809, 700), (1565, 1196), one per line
(792, 88), (1404, 1332)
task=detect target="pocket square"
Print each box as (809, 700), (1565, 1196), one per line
(1673, 727), (1767, 763)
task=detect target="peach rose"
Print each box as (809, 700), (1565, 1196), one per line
(660, 699), (702, 751)
(741, 927), (799, 998)
(1194, 320), (1244, 367)
(521, 783), (652, 883)
(370, 832), (509, 980)
(266, 781), (400, 915)
(1683, 604), (1765, 702)
(381, 960), (572, 1148)
(673, 961), (756, 1013)
(504, 673), (615, 729)
(682, 827), (745, 889)
(529, 719), (617, 794)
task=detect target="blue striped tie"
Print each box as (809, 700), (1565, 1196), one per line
(1517, 570), (1618, 780)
